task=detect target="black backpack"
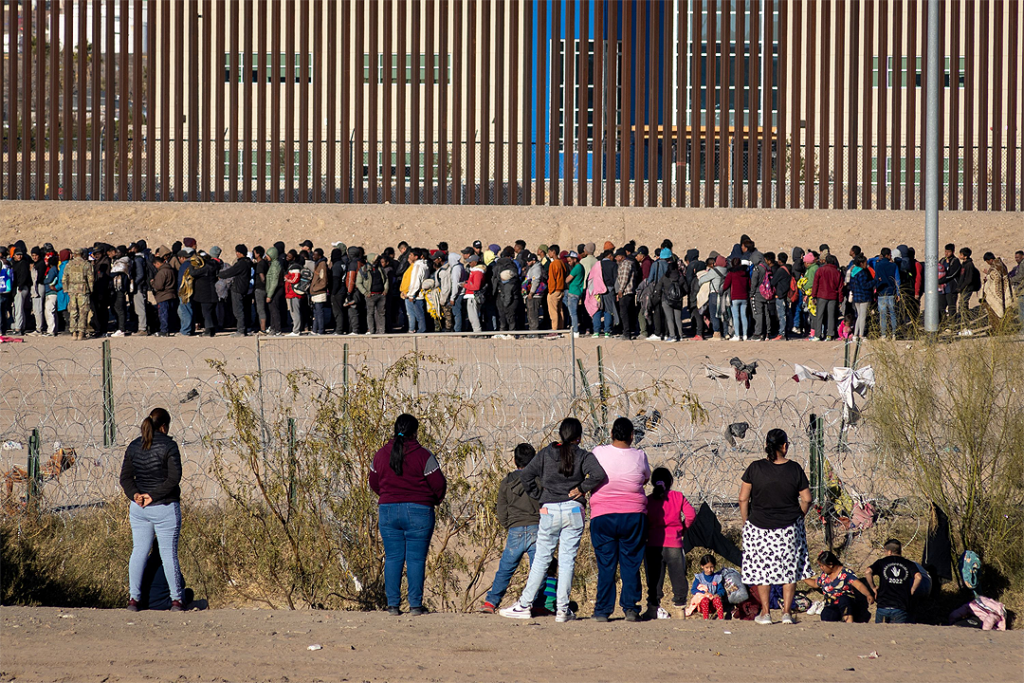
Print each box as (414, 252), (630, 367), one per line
(662, 275), (684, 307)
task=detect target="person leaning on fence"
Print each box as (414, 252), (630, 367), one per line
(119, 407), (185, 612)
(738, 428), (813, 625)
(369, 413), (447, 617)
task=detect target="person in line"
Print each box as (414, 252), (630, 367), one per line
(119, 408), (185, 612)
(804, 550), (874, 623)
(690, 554), (727, 620)
(588, 417), (650, 622)
(217, 245), (253, 337)
(738, 428), (813, 625)
(811, 255), (843, 341)
(369, 413), (447, 616)
(723, 258), (750, 341)
(500, 417), (606, 623)
(62, 248), (94, 341)
(864, 538), (922, 624)
(643, 467), (696, 620)
(480, 443), (541, 614)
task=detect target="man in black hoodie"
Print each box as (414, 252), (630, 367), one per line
(956, 247), (980, 320)
(10, 247), (32, 334)
(217, 245), (253, 336)
(938, 243), (961, 321)
(683, 249), (705, 339)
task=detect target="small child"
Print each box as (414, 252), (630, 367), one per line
(838, 311), (855, 340)
(691, 554), (726, 620)
(644, 467), (696, 619)
(480, 444), (541, 613)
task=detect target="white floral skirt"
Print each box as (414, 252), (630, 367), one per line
(741, 519), (814, 586)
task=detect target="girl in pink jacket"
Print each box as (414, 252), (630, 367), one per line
(644, 467), (697, 619)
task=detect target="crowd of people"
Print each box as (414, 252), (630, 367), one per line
(3, 235), (1021, 341)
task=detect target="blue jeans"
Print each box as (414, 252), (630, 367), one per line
(593, 308), (613, 334)
(731, 300), (749, 338)
(708, 293), (721, 333)
(590, 512), (648, 617)
(875, 607), (910, 624)
(485, 524), (538, 607)
(405, 298), (427, 333)
(313, 301), (327, 334)
(129, 501), (182, 602)
(451, 295), (465, 332)
(378, 502), (435, 609)
(157, 300), (172, 335)
(878, 295), (897, 335)
(564, 293), (581, 333)
(517, 501), (585, 613)
(775, 298), (788, 337)
(178, 302), (193, 335)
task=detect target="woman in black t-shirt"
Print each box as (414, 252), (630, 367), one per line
(738, 428), (813, 625)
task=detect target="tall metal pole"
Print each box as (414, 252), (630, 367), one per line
(924, 0), (940, 332)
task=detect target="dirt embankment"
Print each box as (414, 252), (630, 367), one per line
(2, 606), (1021, 683)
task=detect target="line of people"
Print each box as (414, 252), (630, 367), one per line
(3, 237), (1021, 340)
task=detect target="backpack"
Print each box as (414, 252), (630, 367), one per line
(782, 265), (798, 303)
(959, 550), (981, 594)
(113, 271), (129, 293)
(662, 275), (683, 307)
(0, 264), (12, 294)
(757, 266), (775, 301)
(293, 265), (314, 295)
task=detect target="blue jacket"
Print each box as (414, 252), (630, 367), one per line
(871, 258), (901, 297)
(691, 572), (726, 597)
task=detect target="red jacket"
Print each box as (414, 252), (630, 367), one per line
(369, 439), (447, 507)
(284, 269), (302, 299)
(722, 269), (750, 301)
(811, 263), (843, 301)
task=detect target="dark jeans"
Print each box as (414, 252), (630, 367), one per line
(199, 302), (217, 336)
(113, 295), (128, 332)
(157, 300), (172, 335)
(497, 297), (517, 332)
(617, 296), (635, 339)
(875, 607), (910, 624)
(347, 293), (363, 334)
(484, 524), (538, 607)
(331, 292), (347, 334)
(590, 512), (647, 617)
(378, 502), (435, 609)
(268, 289), (284, 333)
(230, 290), (247, 332)
(644, 545), (689, 608)
(942, 291), (959, 319)
(313, 301), (328, 334)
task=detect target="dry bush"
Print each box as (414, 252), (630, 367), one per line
(868, 335), (1024, 608)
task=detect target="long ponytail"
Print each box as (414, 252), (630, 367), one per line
(390, 413), (419, 476)
(765, 428), (788, 463)
(650, 467), (673, 501)
(557, 417), (583, 476)
(141, 407), (171, 450)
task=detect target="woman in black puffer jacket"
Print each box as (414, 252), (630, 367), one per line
(119, 408), (184, 612)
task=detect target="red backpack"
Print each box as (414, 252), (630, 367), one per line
(782, 265), (798, 303)
(757, 266), (775, 301)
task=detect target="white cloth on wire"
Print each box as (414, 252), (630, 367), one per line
(792, 364), (831, 383)
(832, 365), (875, 409)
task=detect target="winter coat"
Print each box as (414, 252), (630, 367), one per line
(939, 256), (962, 293)
(119, 432), (182, 506)
(497, 471), (542, 529)
(310, 258), (329, 297)
(61, 257), (94, 296)
(150, 261), (178, 304)
(265, 248), (283, 299)
(722, 267), (750, 301)
(218, 256), (253, 295)
(811, 262), (843, 301)
(189, 258), (221, 304)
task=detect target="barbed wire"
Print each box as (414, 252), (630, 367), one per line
(1, 335), (886, 517)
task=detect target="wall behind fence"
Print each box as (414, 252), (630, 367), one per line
(1, 0), (1021, 209)
(1, 335), (884, 515)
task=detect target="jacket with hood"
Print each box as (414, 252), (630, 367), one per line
(265, 248), (283, 299)
(518, 443), (607, 506)
(189, 257), (221, 304)
(748, 252), (768, 299)
(357, 255), (390, 296)
(151, 260), (178, 303)
(405, 259), (429, 299)
(870, 258), (901, 297)
(684, 250), (704, 308)
(791, 248), (807, 280)
(939, 255), (961, 293)
(497, 471), (542, 529)
(309, 256), (329, 298)
(770, 263), (792, 299)
(449, 255), (467, 303)
(958, 257), (980, 294)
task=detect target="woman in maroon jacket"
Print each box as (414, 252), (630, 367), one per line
(810, 255), (843, 341)
(369, 413), (447, 616)
(722, 259), (751, 341)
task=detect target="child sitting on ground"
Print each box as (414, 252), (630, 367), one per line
(480, 444), (541, 613)
(690, 554), (726, 620)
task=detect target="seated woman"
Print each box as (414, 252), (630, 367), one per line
(804, 550), (874, 623)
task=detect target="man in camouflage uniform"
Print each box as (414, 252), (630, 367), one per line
(62, 248), (94, 340)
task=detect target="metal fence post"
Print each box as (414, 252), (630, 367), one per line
(569, 331), (577, 402)
(596, 345), (608, 439)
(287, 417), (298, 511)
(257, 335), (268, 465)
(102, 339), (115, 447)
(27, 427), (41, 506)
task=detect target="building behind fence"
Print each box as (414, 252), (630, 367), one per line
(1, 0), (1021, 209)
(1, 334), (884, 516)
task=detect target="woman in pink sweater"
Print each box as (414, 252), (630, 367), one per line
(589, 417), (651, 622)
(644, 467), (696, 619)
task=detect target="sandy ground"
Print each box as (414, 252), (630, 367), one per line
(1, 201), (1021, 263)
(1, 606), (1021, 683)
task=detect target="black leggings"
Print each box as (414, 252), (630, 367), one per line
(820, 592), (870, 623)
(268, 289), (285, 333)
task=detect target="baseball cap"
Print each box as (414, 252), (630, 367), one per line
(473, 240), (482, 249)
(300, 240), (314, 249)
(461, 246), (474, 255)
(467, 254), (480, 264)
(568, 251), (579, 259)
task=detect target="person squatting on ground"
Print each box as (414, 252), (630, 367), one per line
(691, 554), (727, 620)
(119, 408), (185, 612)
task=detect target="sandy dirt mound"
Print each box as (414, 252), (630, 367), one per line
(1, 606), (1020, 682)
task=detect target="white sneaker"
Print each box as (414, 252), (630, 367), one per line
(781, 613), (794, 624)
(656, 607), (671, 620)
(742, 336), (749, 341)
(110, 330), (125, 337)
(730, 335), (741, 341)
(287, 332), (300, 337)
(809, 600), (824, 615)
(573, 331), (580, 338)
(754, 613), (773, 625)
(555, 608), (576, 623)
(499, 603), (532, 620)
(647, 335), (662, 341)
